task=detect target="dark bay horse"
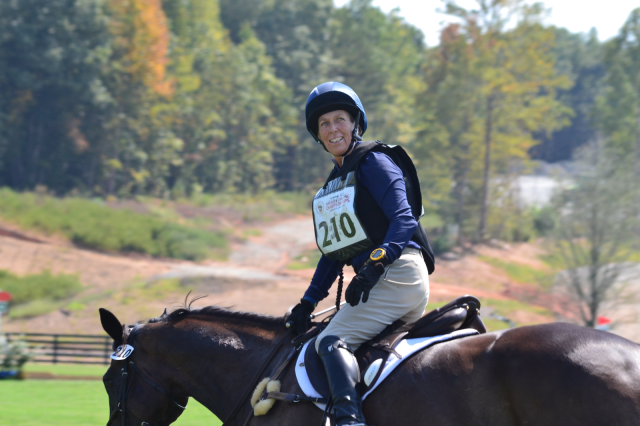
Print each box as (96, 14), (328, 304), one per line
(100, 304), (640, 426)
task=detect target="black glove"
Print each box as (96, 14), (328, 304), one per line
(287, 299), (315, 336)
(345, 262), (386, 306)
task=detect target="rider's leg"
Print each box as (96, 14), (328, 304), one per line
(313, 248), (429, 426)
(318, 335), (366, 426)
(315, 248), (429, 353)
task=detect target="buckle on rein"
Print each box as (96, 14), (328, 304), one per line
(250, 344), (327, 416)
(251, 377), (327, 416)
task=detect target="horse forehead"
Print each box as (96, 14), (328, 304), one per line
(122, 323), (145, 344)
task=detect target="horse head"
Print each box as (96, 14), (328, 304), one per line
(100, 308), (189, 426)
(99, 302), (319, 425)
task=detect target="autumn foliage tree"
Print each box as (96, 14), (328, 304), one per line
(98, 0), (176, 195)
(113, 0), (173, 96)
(0, 0), (639, 251)
(423, 0), (571, 241)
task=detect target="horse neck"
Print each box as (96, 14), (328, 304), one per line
(152, 314), (288, 423)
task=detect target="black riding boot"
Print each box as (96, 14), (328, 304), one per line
(318, 335), (367, 426)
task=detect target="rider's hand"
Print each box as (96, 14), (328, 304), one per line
(287, 299), (315, 336)
(345, 262), (386, 306)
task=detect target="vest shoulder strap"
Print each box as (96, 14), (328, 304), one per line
(337, 141), (422, 216)
(336, 141), (385, 179)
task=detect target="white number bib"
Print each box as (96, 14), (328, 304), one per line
(312, 172), (372, 261)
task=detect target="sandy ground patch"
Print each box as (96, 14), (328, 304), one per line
(2, 214), (636, 342)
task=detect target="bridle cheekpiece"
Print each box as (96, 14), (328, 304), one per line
(106, 326), (186, 426)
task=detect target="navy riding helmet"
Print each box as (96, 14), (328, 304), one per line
(305, 82), (367, 148)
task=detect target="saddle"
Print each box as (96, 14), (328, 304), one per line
(302, 295), (486, 398)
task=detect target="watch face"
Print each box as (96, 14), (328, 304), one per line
(371, 249), (385, 261)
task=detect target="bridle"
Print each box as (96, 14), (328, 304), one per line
(106, 324), (294, 426)
(106, 327), (186, 426)
(106, 360), (187, 426)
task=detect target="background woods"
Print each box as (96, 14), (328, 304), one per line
(1, 0), (640, 248)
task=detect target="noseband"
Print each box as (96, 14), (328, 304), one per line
(106, 327), (186, 426)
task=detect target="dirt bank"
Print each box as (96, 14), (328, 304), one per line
(4, 213), (634, 341)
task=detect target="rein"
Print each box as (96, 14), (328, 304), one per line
(130, 361), (187, 410)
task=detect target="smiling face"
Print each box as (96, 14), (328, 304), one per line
(317, 109), (356, 164)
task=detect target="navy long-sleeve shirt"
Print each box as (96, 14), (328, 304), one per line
(303, 147), (419, 305)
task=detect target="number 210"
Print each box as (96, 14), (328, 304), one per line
(319, 213), (356, 247)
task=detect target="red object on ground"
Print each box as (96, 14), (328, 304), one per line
(597, 316), (612, 326)
(0, 291), (12, 302)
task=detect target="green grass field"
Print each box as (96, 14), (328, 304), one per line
(0, 380), (221, 425)
(2, 363), (221, 425)
(23, 363), (108, 377)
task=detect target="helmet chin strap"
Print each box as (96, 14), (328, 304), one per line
(337, 110), (362, 158)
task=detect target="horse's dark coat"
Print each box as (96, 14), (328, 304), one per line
(102, 305), (640, 426)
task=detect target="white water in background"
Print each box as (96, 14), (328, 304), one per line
(513, 161), (575, 208)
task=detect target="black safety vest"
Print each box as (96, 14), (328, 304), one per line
(315, 141), (435, 274)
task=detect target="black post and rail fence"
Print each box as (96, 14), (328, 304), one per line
(6, 333), (112, 365)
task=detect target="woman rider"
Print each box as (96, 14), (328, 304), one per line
(287, 82), (434, 426)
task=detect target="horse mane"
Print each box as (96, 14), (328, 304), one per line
(146, 293), (286, 328)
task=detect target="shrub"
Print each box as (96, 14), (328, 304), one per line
(420, 213), (456, 255)
(288, 249), (322, 270)
(186, 190), (312, 220)
(7, 300), (67, 319)
(429, 235), (455, 255)
(0, 270), (83, 305)
(0, 188), (227, 260)
(478, 256), (555, 287)
(0, 270), (84, 318)
(532, 207), (557, 236)
(0, 336), (34, 371)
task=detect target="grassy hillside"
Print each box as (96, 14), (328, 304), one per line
(0, 269), (84, 318)
(0, 188), (227, 260)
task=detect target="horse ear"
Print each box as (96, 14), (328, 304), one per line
(100, 308), (123, 345)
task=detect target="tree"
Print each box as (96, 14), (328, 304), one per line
(327, 0), (426, 144)
(98, 0), (175, 196)
(434, 0), (572, 241)
(597, 8), (640, 241)
(530, 28), (605, 163)
(417, 23), (481, 238)
(551, 141), (640, 327)
(160, 0), (296, 194)
(222, 0), (429, 191)
(0, 0), (111, 193)
(221, 0), (335, 191)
